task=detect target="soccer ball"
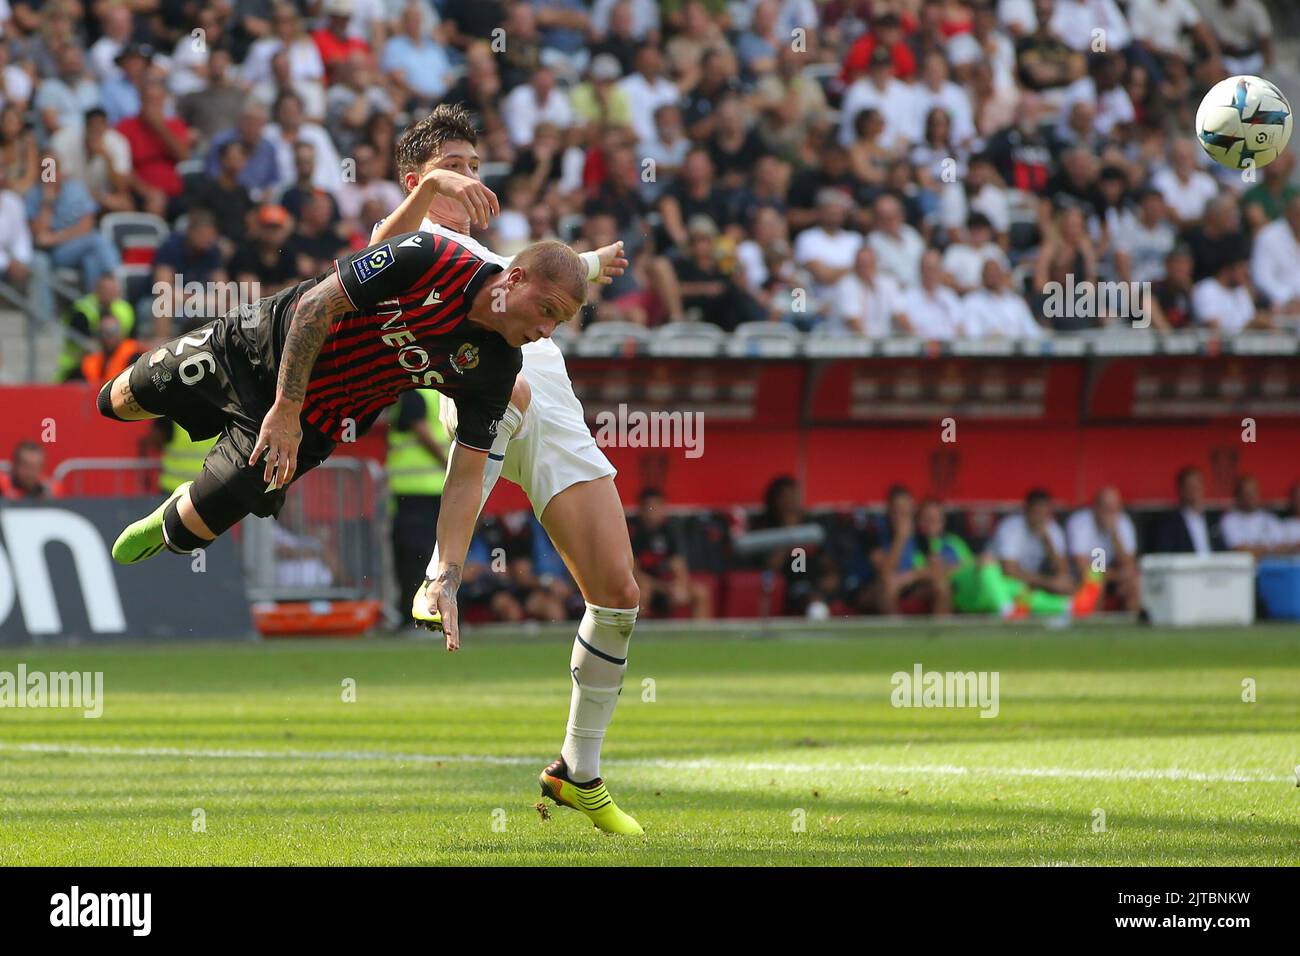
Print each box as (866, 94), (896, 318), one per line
(1195, 75), (1293, 170)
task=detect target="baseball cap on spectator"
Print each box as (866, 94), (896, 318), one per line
(590, 53), (622, 83)
(686, 214), (719, 239)
(258, 205), (290, 227)
(324, 0), (353, 18)
(815, 187), (853, 210)
(115, 43), (155, 66)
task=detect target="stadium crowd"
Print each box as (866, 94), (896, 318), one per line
(0, 0), (1296, 372)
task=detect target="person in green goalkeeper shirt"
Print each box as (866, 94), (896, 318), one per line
(902, 499), (1102, 619)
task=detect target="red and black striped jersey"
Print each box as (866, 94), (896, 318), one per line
(258, 231), (521, 450)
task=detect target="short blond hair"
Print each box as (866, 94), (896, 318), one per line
(513, 240), (587, 306)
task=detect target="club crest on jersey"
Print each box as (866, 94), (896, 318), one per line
(450, 342), (480, 374)
(352, 244), (394, 284)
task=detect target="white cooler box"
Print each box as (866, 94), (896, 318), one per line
(1139, 553), (1255, 626)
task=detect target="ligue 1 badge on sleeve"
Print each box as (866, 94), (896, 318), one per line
(352, 244), (395, 284)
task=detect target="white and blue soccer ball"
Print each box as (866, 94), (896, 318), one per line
(1196, 75), (1293, 170)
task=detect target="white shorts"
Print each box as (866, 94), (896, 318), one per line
(442, 339), (615, 519)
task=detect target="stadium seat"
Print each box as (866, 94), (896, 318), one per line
(725, 321), (802, 358)
(721, 569), (787, 618)
(1229, 333), (1300, 355)
(949, 338), (1017, 357)
(99, 211), (169, 255)
(646, 321), (725, 357)
(573, 321), (652, 357)
(804, 330), (874, 358)
(1085, 327), (1159, 356)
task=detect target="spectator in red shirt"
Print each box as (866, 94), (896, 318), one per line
(312, 0), (372, 84)
(115, 77), (191, 218)
(0, 441), (61, 500)
(839, 12), (917, 85)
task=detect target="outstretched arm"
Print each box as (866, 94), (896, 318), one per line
(374, 179), (625, 285)
(250, 273), (353, 489)
(424, 443), (488, 652)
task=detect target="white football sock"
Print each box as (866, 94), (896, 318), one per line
(424, 402), (526, 578)
(561, 602), (638, 783)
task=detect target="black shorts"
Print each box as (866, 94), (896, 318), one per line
(127, 313), (335, 532)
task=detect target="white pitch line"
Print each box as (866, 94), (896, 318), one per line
(0, 741), (1288, 784)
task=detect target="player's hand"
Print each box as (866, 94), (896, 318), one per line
(250, 399), (303, 491)
(421, 168), (499, 230)
(592, 240), (628, 285)
(424, 571), (461, 652)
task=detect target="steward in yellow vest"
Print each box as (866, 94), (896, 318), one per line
(388, 390), (450, 624)
(60, 281), (135, 382)
(156, 420), (218, 494)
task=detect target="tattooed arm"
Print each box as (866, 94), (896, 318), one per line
(249, 274), (353, 489)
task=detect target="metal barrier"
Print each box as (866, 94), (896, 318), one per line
(239, 457), (391, 608)
(52, 456), (163, 498)
(50, 456), (393, 611)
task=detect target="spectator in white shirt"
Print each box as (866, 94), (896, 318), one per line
(943, 213), (1007, 293)
(793, 188), (863, 306)
(34, 46), (102, 134)
(1192, 257), (1273, 334)
(966, 155), (1012, 237)
(949, 3), (1017, 92)
(867, 193), (926, 288)
(1051, 0), (1131, 52)
(0, 162), (52, 322)
(838, 46), (918, 151)
(241, 5), (326, 95)
(502, 67), (575, 149)
(50, 107), (133, 212)
(990, 488), (1074, 595)
(1066, 485), (1140, 611)
(1198, 0), (1272, 75)
(832, 246), (907, 337)
(265, 90), (342, 196)
(592, 0), (661, 40)
(1250, 194), (1300, 319)
(1221, 474), (1286, 557)
(912, 52), (976, 147)
(620, 44), (680, 145)
(87, 4), (133, 83)
(1128, 0), (1218, 64)
(0, 43), (34, 110)
(1057, 54), (1135, 139)
(1151, 139), (1220, 228)
(998, 0), (1037, 37)
(1115, 188), (1177, 283)
(962, 259), (1045, 338)
(637, 103), (690, 203)
(337, 142), (404, 235)
(898, 250), (963, 339)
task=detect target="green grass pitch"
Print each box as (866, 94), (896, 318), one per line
(0, 626), (1296, 866)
